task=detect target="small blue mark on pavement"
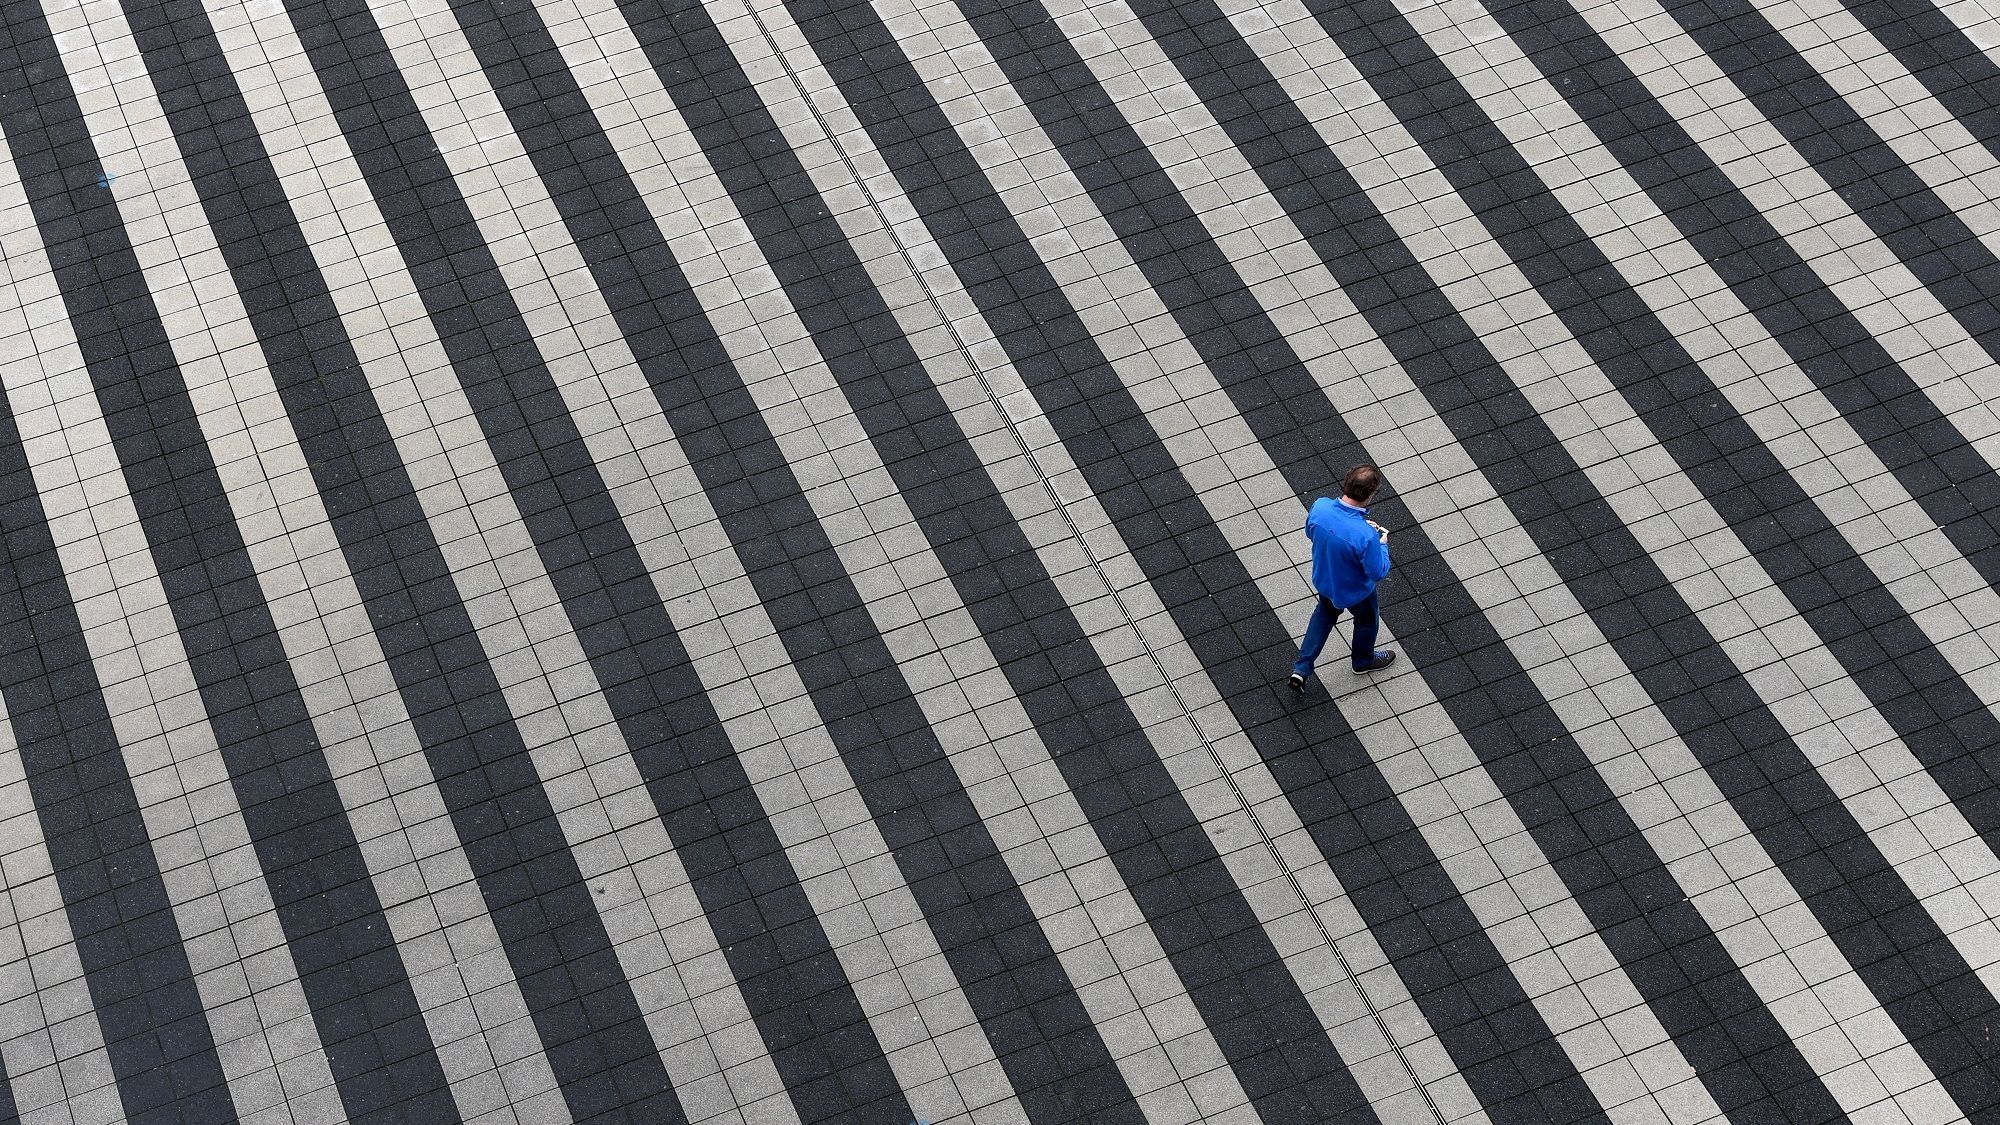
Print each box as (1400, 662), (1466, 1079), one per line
(96, 172), (115, 189)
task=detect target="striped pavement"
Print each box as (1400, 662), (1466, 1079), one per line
(0, 0), (1997, 1120)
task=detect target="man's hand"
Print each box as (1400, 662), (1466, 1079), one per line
(1368, 520), (1387, 543)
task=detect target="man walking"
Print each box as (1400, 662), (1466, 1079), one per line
(1288, 464), (1396, 692)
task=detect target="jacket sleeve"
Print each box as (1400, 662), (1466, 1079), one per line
(1363, 534), (1390, 582)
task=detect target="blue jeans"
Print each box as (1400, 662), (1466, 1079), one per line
(1293, 591), (1378, 677)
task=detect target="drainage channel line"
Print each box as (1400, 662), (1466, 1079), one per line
(734, 4), (1452, 1122)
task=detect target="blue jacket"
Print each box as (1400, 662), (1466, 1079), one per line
(1307, 496), (1390, 606)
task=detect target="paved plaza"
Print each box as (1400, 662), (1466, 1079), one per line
(3, 0), (2000, 1121)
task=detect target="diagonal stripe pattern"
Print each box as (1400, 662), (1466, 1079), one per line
(1, 0), (1998, 1121)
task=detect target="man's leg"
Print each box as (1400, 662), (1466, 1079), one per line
(1347, 591), (1380, 670)
(1292, 596), (1342, 678)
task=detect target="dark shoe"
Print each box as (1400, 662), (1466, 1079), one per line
(1286, 672), (1306, 694)
(1351, 650), (1397, 675)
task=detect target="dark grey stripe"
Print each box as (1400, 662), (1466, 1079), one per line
(0, 349), (236, 1123)
(417, 0), (1148, 1118)
(0, 1040), (17, 1125)
(772, 0), (1618, 1120)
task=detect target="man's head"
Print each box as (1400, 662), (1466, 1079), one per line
(1341, 464), (1383, 505)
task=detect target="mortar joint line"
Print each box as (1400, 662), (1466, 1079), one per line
(735, 4), (1449, 1122)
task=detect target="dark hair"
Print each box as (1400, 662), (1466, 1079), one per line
(1341, 464), (1382, 503)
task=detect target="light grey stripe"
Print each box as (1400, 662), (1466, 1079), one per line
(0, 164), (110, 1125)
(0, 88), (336, 1125)
(0, 695), (120, 1125)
